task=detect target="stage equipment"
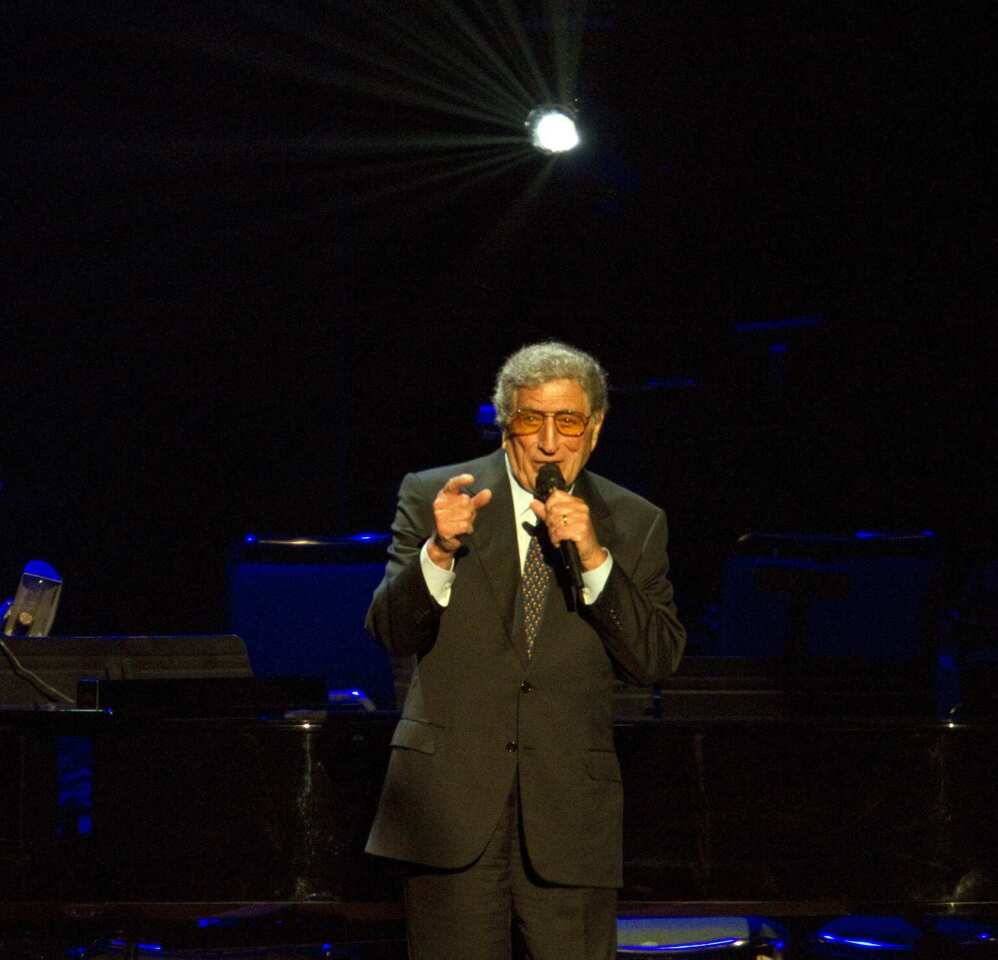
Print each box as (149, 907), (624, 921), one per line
(717, 530), (943, 716)
(2, 560), (62, 637)
(0, 634), (251, 706)
(75, 675), (325, 716)
(535, 463), (584, 593)
(525, 104), (580, 153)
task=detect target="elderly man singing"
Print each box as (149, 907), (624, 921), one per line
(365, 341), (686, 960)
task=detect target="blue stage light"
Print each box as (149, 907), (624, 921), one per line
(618, 936), (743, 952)
(853, 530), (936, 541)
(735, 314), (823, 333)
(819, 932), (912, 950)
(329, 688), (376, 711)
(643, 377), (698, 391)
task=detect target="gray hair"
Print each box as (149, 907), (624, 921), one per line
(491, 341), (609, 426)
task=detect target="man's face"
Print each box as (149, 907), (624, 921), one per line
(503, 378), (604, 493)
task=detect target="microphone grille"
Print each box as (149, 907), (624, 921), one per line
(534, 463), (566, 502)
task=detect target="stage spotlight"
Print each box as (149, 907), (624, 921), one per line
(525, 105), (580, 154)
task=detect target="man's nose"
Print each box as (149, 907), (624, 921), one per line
(538, 415), (559, 451)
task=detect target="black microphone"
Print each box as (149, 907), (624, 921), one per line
(534, 464), (585, 592)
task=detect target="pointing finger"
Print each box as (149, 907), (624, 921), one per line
(442, 473), (476, 495)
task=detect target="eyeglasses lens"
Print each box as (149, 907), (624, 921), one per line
(509, 412), (586, 437)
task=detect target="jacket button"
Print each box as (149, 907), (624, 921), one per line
(520, 680), (533, 693)
(505, 740), (518, 753)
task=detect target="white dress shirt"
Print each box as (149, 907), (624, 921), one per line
(419, 454), (613, 608)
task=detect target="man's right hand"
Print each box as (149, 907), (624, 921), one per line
(427, 473), (493, 568)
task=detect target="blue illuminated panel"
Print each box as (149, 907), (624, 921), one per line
(230, 536), (395, 708)
(56, 736), (93, 839)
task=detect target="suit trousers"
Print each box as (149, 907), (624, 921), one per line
(404, 776), (618, 960)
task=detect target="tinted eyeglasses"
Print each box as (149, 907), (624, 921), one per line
(507, 408), (592, 437)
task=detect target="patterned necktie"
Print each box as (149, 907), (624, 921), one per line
(521, 531), (552, 658)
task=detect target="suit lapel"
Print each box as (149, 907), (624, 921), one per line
(575, 470), (616, 552)
(466, 450), (523, 660)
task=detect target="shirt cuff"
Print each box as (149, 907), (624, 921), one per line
(580, 550), (613, 605)
(420, 539), (456, 607)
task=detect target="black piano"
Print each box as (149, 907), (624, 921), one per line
(4, 693), (998, 956)
(1, 566), (997, 959)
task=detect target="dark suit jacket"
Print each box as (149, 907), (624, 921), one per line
(364, 448), (686, 888)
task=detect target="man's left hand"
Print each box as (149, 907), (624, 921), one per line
(529, 489), (607, 571)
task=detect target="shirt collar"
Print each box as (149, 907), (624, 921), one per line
(505, 453), (536, 518)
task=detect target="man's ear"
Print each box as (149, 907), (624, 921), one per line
(590, 414), (605, 451)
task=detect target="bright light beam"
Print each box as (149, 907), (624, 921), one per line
(157, 2), (590, 228)
(525, 106), (580, 154)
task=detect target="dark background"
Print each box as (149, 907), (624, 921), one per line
(5, 2), (995, 638)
